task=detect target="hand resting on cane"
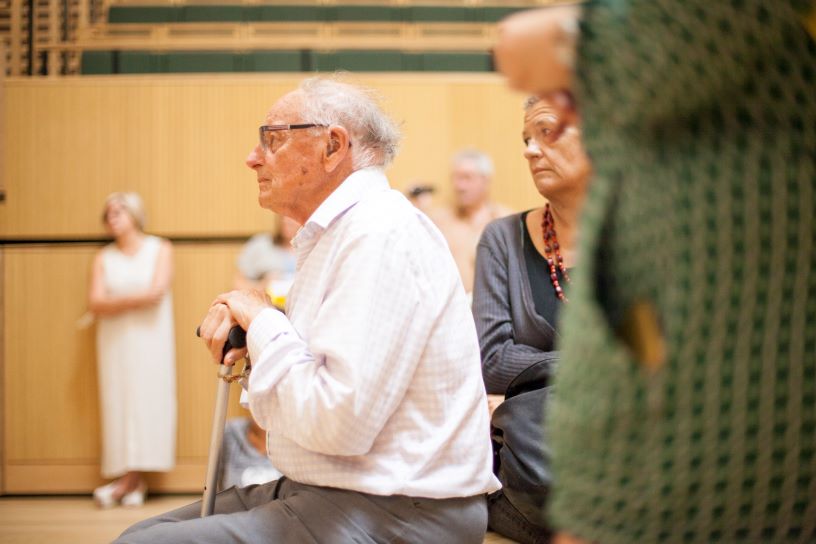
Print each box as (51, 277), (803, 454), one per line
(199, 289), (271, 365)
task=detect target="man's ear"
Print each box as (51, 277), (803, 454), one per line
(323, 126), (351, 171)
(328, 138), (340, 155)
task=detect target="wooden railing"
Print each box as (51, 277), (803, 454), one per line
(2, 0), (99, 75)
(102, 0), (545, 7)
(62, 20), (495, 51)
(4, 0), (561, 75)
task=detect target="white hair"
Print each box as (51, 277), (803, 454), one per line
(103, 191), (146, 231)
(297, 76), (401, 169)
(451, 148), (494, 178)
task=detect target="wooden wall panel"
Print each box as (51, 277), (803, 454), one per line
(1, 74), (538, 238)
(3, 243), (249, 493)
(5, 246), (100, 462)
(170, 242), (253, 462)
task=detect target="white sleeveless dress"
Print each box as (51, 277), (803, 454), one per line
(96, 235), (176, 477)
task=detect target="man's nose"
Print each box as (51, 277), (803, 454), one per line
(246, 146), (263, 169)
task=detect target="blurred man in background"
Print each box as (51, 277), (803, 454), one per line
(430, 149), (513, 293)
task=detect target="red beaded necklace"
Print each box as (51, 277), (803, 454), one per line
(542, 203), (570, 302)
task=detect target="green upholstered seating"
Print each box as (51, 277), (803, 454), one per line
(312, 50), (405, 71)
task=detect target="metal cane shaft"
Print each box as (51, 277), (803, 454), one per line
(201, 364), (233, 517)
(195, 324), (247, 517)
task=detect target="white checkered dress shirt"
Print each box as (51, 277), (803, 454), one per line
(244, 167), (500, 498)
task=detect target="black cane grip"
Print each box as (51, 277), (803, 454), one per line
(195, 325), (247, 357)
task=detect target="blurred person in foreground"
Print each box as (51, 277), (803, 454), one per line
(115, 76), (499, 543)
(89, 192), (176, 508)
(430, 149), (513, 293)
(494, 2), (816, 543)
(473, 94), (591, 543)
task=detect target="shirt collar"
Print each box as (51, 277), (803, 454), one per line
(293, 167), (390, 246)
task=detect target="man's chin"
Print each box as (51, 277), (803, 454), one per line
(258, 194), (282, 214)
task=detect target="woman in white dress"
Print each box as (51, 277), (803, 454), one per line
(88, 192), (176, 507)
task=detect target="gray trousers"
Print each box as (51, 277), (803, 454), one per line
(115, 477), (488, 544)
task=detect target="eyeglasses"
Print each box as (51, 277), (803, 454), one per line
(259, 124), (325, 154)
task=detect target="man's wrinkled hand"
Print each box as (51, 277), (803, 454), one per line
(198, 302), (242, 364)
(198, 289), (270, 365)
(214, 289), (270, 331)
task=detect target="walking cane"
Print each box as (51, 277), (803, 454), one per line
(195, 325), (248, 517)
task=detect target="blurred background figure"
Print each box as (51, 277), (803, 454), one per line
(404, 182), (436, 215)
(88, 192), (176, 508)
(473, 94), (591, 544)
(216, 412), (281, 492)
(234, 215), (299, 308)
(430, 148), (513, 294)
(495, 3), (816, 544)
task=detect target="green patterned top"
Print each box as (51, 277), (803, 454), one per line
(547, 1), (816, 542)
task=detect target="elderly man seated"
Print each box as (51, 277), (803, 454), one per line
(114, 76), (499, 544)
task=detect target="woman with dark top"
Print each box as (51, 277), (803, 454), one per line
(472, 94), (591, 543)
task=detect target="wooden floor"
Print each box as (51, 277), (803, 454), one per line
(0, 495), (516, 543)
(0, 495), (195, 544)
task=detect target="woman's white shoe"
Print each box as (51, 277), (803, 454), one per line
(120, 481), (147, 507)
(92, 481), (119, 509)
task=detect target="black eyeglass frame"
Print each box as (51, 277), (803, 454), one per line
(258, 123), (326, 153)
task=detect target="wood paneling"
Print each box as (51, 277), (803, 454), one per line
(5, 246), (101, 462)
(4, 461), (213, 493)
(0, 250), (4, 493)
(63, 22), (497, 51)
(1, 74), (538, 238)
(3, 243), (250, 492)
